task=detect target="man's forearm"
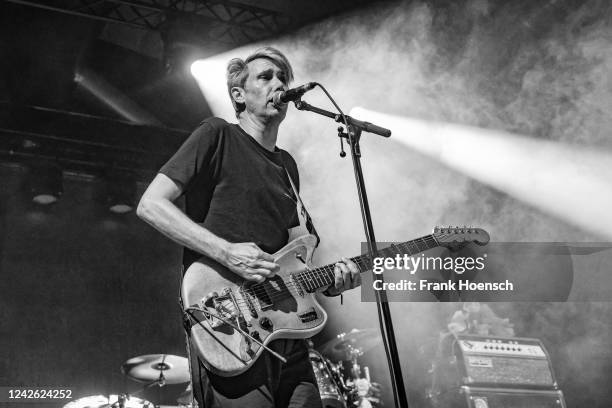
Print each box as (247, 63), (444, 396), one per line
(137, 197), (227, 263)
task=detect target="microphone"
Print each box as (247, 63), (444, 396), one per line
(272, 82), (316, 106)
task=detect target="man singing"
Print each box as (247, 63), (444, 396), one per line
(137, 47), (360, 407)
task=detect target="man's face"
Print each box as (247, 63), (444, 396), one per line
(237, 58), (289, 122)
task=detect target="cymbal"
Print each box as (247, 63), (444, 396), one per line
(320, 328), (379, 361)
(121, 354), (189, 385)
(63, 394), (152, 408)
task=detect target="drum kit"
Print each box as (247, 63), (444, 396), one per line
(62, 354), (193, 408)
(310, 328), (382, 408)
(63, 328), (381, 408)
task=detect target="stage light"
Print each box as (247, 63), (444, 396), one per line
(190, 60), (215, 79)
(74, 68), (162, 126)
(29, 163), (63, 205)
(104, 175), (137, 214)
(190, 57), (242, 120)
(349, 107), (612, 240)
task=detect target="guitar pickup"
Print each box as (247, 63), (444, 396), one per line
(239, 287), (258, 318)
(298, 308), (318, 323)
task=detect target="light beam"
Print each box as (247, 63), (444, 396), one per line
(350, 107), (612, 240)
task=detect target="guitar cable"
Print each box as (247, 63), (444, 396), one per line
(185, 306), (288, 364)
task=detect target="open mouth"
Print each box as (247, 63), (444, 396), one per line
(269, 99), (283, 109)
(269, 90), (285, 104)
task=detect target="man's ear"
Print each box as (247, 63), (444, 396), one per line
(230, 87), (245, 104)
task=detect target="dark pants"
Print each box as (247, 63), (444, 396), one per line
(188, 338), (323, 408)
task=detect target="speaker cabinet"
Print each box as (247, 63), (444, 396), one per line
(439, 386), (566, 408)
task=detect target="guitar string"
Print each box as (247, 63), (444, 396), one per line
(240, 234), (441, 302)
(201, 232), (459, 315)
(198, 232), (466, 316)
(188, 225), (481, 370)
(239, 250), (416, 300)
(237, 233), (446, 302)
(202, 233), (455, 307)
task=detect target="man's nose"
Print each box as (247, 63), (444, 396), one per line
(271, 76), (287, 91)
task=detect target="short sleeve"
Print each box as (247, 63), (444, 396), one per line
(280, 150), (300, 193)
(159, 121), (222, 192)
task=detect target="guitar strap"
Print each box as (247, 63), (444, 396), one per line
(284, 166), (343, 301)
(284, 166), (342, 301)
(284, 167), (320, 248)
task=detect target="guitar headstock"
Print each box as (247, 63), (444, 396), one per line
(433, 226), (490, 248)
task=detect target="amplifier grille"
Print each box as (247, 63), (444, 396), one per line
(464, 355), (554, 386)
(463, 387), (566, 408)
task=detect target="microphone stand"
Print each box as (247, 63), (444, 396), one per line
(294, 100), (409, 408)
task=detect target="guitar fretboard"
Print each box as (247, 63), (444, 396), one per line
(295, 234), (439, 293)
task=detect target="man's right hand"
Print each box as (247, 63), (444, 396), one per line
(220, 242), (279, 283)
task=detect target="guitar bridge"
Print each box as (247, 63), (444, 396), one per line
(199, 288), (244, 329)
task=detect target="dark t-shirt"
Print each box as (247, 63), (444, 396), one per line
(159, 117), (300, 269)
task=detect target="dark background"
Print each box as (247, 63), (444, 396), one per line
(2, 1), (612, 407)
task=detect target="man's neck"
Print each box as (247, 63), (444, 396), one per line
(238, 114), (280, 151)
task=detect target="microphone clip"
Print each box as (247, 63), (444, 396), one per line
(337, 126), (347, 158)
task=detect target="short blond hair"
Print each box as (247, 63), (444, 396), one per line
(226, 47), (294, 117)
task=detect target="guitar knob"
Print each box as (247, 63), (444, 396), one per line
(259, 317), (273, 330)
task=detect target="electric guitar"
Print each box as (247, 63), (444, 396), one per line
(181, 226), (490, 376)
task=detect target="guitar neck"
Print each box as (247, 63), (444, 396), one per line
(298, 234), (438, 292)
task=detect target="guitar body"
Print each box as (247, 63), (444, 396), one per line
(181, 234), (327, 377)
(181, 226), (490, 377)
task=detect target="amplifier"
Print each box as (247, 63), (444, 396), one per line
(434, 334), (559, 389)
(455, 335), (557, 388)
(441, 386), (567, 408)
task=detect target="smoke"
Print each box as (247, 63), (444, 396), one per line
(270, 0), (612, 245)
(505, 302), (612, 404)
(278, 1), (612, 405)
(195, 1), (612, 405)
